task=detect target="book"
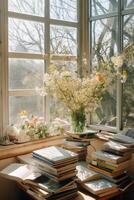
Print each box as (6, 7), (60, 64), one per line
(26, 175), (76, 194)
(103, 149), (131, 157)
(61, 140), (88, 161)
(101, 172), (129, 184)
(17, 154), (76, 177)
(91, 159), (130, 172)
(32, 146), (78, 166)
(0, 163), (41, 182)
(76, 163), (100, 182)
(103, 141), (131, 153)
(17, 154), (77, 182)
(92, 150), (132, 164)
(97, 188), (120, 198)
(111, 133), (134, 146)
(64, 139), (89, 148)
(79, 129), (98, 137)
(81, 179), (117, 195)
(20, 181), (78, 200)
(89, 164), (126, 177)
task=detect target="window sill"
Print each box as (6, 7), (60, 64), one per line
(0, 135), (65, 160)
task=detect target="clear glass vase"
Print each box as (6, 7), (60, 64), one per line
(71, 107), (86, 133)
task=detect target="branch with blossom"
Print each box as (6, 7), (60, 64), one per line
(36, 65), (109, 114)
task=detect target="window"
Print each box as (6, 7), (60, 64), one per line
(89, 0), (134, 131)
(8, 0), (45, 125)
(0, 0), (134, 136)
(0, 0), (79, 135)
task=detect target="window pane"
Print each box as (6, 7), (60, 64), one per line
(91, 17), (118, 66)
(123, 62), (134, 128)
(9, 96), (44, 124)
(91, 0), (118, 16)
(90, 17), (117, 127)
(50, 25), (77, 56)
(8, 0), (45, 17)
(8, 18), (44, 54)
(9, 59), (44, 90)
(124, 0), (134, 9)
(50, 0), (77, 22)
(123, 15), (134, 47)
(50, 97), (70, 122)
(123, 15), (134, 128)
(91, 88), (116, 127)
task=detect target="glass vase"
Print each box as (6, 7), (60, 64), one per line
(71, 107), (86, 133)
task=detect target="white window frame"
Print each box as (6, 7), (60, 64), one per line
(88, 0), (134, 132)
(0, 0), (81, 137)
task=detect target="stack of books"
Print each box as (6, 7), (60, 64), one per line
(0, 163), (77, 200)
(18, 146), (78, 182)
(88, 139), (133, 188)
(22, 146), (78, 199)
(75, 162), (119, 198)
(60, 140), (89, 161)
(79, 178), (119, 198)
(63, 132), (93, 161)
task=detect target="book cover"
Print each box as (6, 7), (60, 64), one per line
(76, 164), (100, 182)
(103, 149), (131, 157)
(92, 150), (131, 164)
(89, 164), (126, 177)
(25, 174), (75, 194)
(83, 179), (117, 195)
(91, 159), (130, 172)
(101, 172), (128, 184)
(103, 141), (130, 152)
(112, 133), (134, 146)
(33, 146), (78, 165)
(0, 163), (41, 182)
(91, 160), (116, 171)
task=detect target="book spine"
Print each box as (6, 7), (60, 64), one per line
(93, 153), (117, 164)
(33, 153), (54, 165)
(92, 160), (117, 171)
(91, 161), (114, 173)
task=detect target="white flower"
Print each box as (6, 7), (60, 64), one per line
(39, 67), (107, 113)
(111, 55), (124, 68)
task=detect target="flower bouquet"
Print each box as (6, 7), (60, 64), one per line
(37, 65), (108, 133)
(19, 111), (48, 139)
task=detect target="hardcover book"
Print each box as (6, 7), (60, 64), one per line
(89, 164), (126, 177)
(103, 141), (130, 152)
(17, 154), (76, 177)
(82, 178), (117, 195)
(0, 163), (41, 182)
(92, 150), (131, 164)
(33, 146), (78, 166)
(91, 159), (130, 172)
(112, 133), (134, 146)
(76, 163), (100, 182)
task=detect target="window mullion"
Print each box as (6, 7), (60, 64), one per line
(50, 19), (78, 27)
(8, 11), (45, 23)
(9, 52), (46, 60)
(9, 90), (38, 96)
(45, 0), (50, 122)
(116, 0), (123, 131)
(1, 0), (9, 136)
